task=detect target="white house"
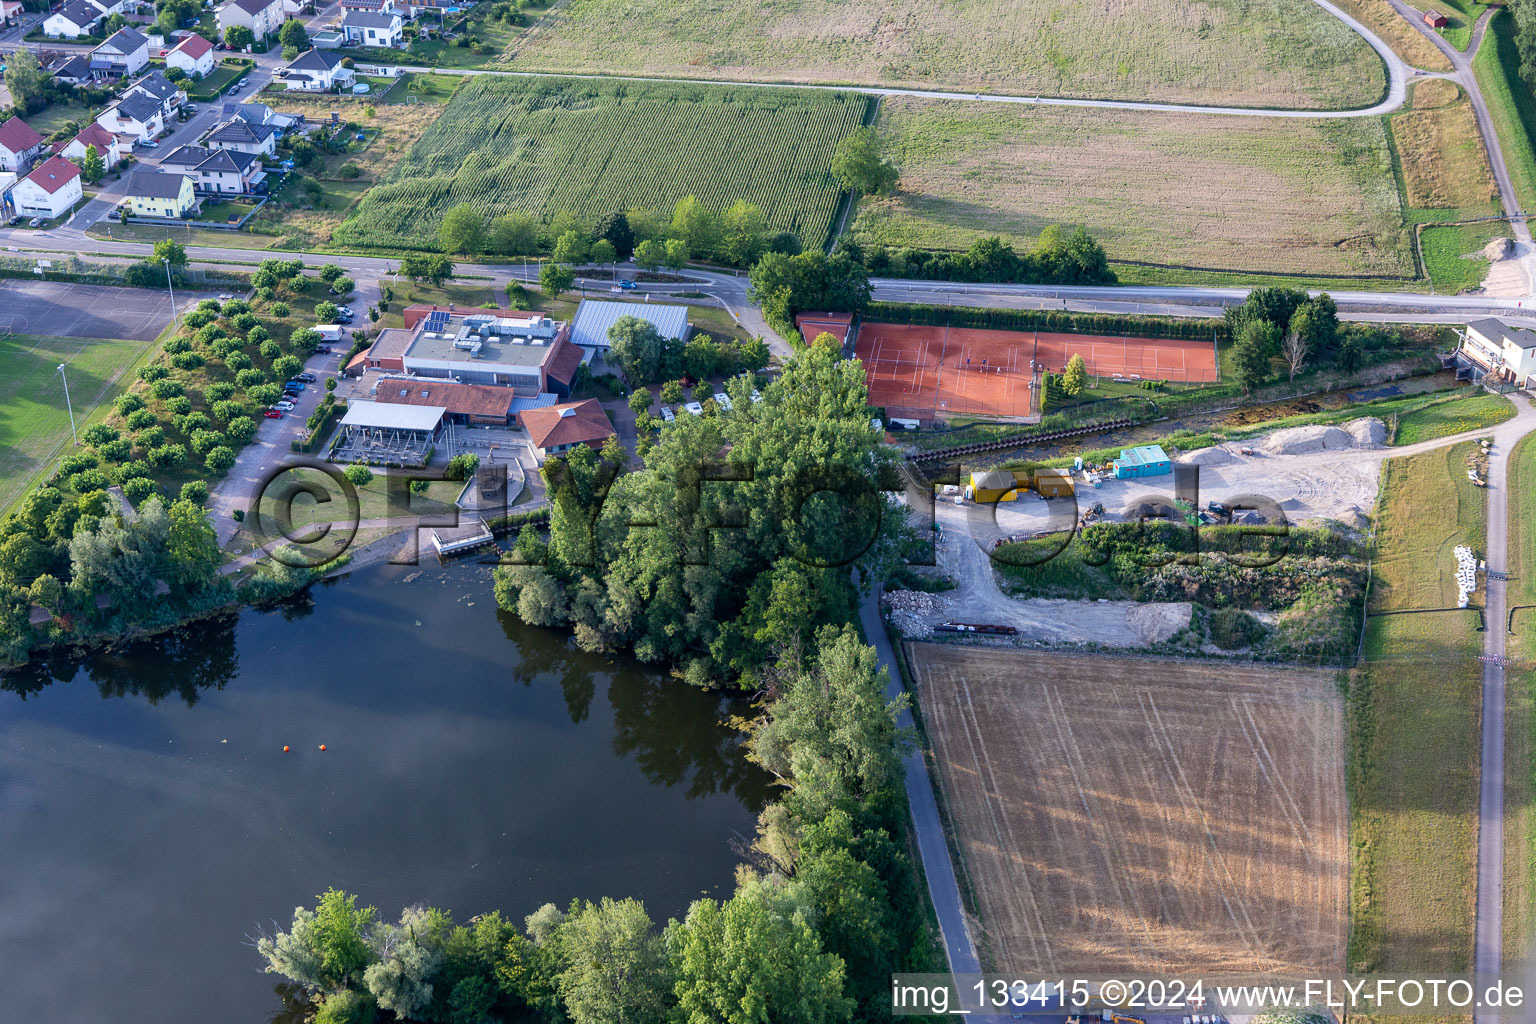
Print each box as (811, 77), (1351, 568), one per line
(90, 26), (150, 76)
(43, 0), (103, 38)
(13, 156), (83, 219)
(341, 9), (402, 46)
(0, 117), (45, 173)
(340, 0), (393, 11)
(165, 32), (216, 77)
(203, 117), (277, 157)
(48, 54), (94, 85)
(55, 124), (126, 171)
(95, 93), (166, 142)
(124, 71), (186, 119)
(231, 102), (301, 131)
(277, 48), (355, 91)
(216, 0), (284, 40)
(161, 144), (265, 194)
(1460, 318), (1536, 389)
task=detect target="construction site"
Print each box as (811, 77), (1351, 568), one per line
(906, 645), (1348, 977)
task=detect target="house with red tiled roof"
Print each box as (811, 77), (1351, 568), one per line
(0, 116), (44, 173)
(13, 155), (82, 219)
(521, 399), (615, 459)
(166, 32), (216, 77)
(54, 124), (126, 171)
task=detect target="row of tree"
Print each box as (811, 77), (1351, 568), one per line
(848, 226), (1115, 285)
(1222, 287), (1354, 392)
(605, 314), (770, 386)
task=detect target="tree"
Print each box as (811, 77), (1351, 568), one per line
(659, 379), (684, 405)
(662, 238), (689, 271)
(552, 229), (588, 264)
(398, 253), (453, 286)
(672, 884), (853, 1024)
(540, 262), (575, 298)
(831, 126), (898, 196)
(719, 200), (767, 267)
(489, 211), (539, 256)
(1336, 333), (1365, 373)
(589, 237), (616, 268)
(344, 464), (374, 487)
(439, 203), (485, 254)
(204, 446), (236, 472)
(166, 497), (219, 590)
(153, 238), (188, 267)
(314, 990), (375, 1024)
(278, 17), (309, 51)
(1245, 286), (1310, 332)
(607, 315), (667, 383)
(627, 386), (652, 416)
(315, 301), (340, 323)
(599, 433), (627, 466)
(4, 47), (46, 114)
(1232, 320), (1278, 392)
(669, 195), (718, 256)
(632, 238), (665, 272)
(80, 144), (104, 185)
(594, 211), (634, 258)
(223, 24), (254, 48)
(330, 276), (355, 297)
(318, 263), (345, 283)
(748, 250), (871, 328)
(363, 906), (442, 1018)
(1062, 353), (1087, 396)
(1291, 294), (1339, 356)
(555, 898), (672, 1024)
(258, 889), (379, 995)
(1281, 328), (1310, 382)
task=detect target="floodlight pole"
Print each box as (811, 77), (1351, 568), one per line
(163, 257), (178, 331)
(57, 363), (77, 445)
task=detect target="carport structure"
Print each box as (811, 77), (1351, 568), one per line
(331, 400), (444, 467)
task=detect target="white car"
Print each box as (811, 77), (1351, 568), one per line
(274, 400), (296, 411)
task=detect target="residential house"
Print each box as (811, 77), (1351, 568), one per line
(124, 170), (199, 218)
(216, 0), (284, 41)
(54, 124), (126, 171)
(340, 0), (393, 11)
(90, 26), (150, 76)
(0, 117), (45, 174)
(202, 117), (277, 157)
(166, 32), (217, 77)
(12, 156), (83, 219)
(43, 0), (103, 38)
(161, 144), (265, 193)
(95, 93), (166, 142)
(230, 102), (302, 132)
(520, 400), (616, 459)
(395, 0), (453, 18)
(48, 54), (94, 85)
(277, 48), (355, 91)
(0, 0), (23, 24)
(341, 9), (402, 46)
(1459, 318), (1536, 389)
(124, 71), (187, 120)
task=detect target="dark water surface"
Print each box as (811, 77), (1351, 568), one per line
(0, 561), (770, 1024)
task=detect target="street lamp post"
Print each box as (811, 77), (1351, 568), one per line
(57, 363), (77, 445)
(163, 257), (178, 331)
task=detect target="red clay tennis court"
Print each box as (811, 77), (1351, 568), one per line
(854, 323), (1219, 421)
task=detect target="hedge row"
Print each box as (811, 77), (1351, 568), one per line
(291, 400), (346, 454)
(863, 302), (1229, 341)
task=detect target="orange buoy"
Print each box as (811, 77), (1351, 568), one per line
(319, 744), (327, 751)
(282, 745), (290, 752)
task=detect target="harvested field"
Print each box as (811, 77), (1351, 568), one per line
(1391, 80), (1498, 213)
(508, 0), (1384, 108)
(855, 322), (1217, 421)
(851, 99), (1413, 277)
(909, 645), (1347, 975)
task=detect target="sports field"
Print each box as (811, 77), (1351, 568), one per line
(507, 0), (1384, 109)
(908, 644), (1347, 975)
(854, 323), (1216, 421)
(851, 99), (1413, 278)
(333, 76), (869, 251)
(0, 333), (151, 515)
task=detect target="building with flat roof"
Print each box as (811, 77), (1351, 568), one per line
(569, 299), (688, 360)
(1112, 444), (1171, 479)
(362, 306), (581, 398)
(332, 400), (443, 465)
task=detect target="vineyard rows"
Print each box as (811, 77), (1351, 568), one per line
(334, 76), (871, 251)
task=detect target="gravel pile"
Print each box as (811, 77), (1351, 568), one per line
(885, 590), (950, 638)
(1259, 416), (1386, 455)
(1177, 445), (1240, 466)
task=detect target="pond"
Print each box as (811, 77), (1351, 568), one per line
(0, 561), (772, 1024)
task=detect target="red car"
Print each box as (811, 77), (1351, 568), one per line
(264, 410), (282, 419)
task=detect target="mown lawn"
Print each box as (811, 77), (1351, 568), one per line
(1505, 433), (1536, 972)
(1474, 10), (1536, 216)
(1393, 390), (1514, 444)
(0, 333), (154, 517)
(1349, 442), (1484, 980)
(1419, 222), (1510, 293)
(251, 467), (464, 529)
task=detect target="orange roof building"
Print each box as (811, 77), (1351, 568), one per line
(521, 399), (615, 458)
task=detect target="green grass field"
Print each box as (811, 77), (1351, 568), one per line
(1392, 390), (1514, 444)
(851, 98), (1412, 277)
(1474, 10), (1536, 216)
(1419, 222), (1510, 292)
(1505, 433), (1536, 972)
(1349, 442), (1484, 978)
(0, 333), (153, 516)
(507, 0), (1384, 109)
(333, 76), (870, 251)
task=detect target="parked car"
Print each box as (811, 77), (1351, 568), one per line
(285, 382), (306, 392)
(6, 215), (18, 226)
(314, 345), (332, 354)
(294, 372), (316, 383)
(336, 312), (354, 324)
(274, 400), (295, 411)
(27, 217), (40, 228)
(137, 138), (158, 149)
(236, 78), (248, 90)
(185, 103), (199, 113)
(336, 306), (354, 317)
(264, 409), (282, 419)
(618, 279), (637, 289)
(215, 41), (226, 50)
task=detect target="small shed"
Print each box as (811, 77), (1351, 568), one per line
(1424, 8), (1447, 27)
(968, 470), (1021, 503)
(1034, 468), (1075, 497)
(1113, 444), (1172, 479)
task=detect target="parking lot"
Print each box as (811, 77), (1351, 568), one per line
(0, 279), (215, 341)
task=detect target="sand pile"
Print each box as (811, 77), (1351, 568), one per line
(1259, 417), (1385, 455)
(1177, 445), (1240, 466)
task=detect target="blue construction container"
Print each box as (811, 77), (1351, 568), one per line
(1113, 444), (1171, 479)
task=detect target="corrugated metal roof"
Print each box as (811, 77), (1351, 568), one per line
(340, 399), (444, 431)
(510, 392), (557, 413)
(569, 299), (688, 349)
